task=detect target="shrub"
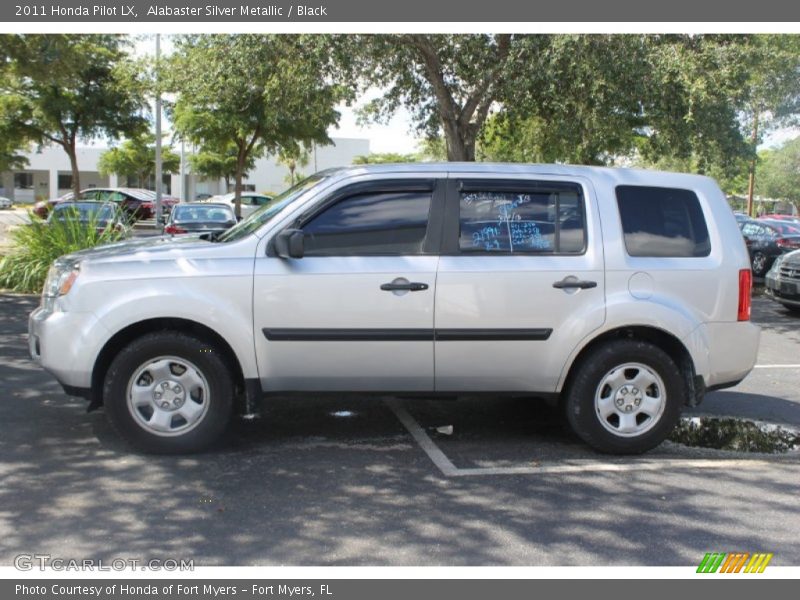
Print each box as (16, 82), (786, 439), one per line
(0, 212), (126, 293)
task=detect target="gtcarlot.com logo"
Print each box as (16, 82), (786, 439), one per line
(14, 554), (194, 572)
(697, 552), (773, 573)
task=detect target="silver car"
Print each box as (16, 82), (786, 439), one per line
(29, 164), (760, 455)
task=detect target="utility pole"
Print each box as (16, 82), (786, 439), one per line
(155, 33), (163, 225)
(746, 109), (760, 218)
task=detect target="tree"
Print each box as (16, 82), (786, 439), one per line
(168, 35), (346, 217)
(344, 34), (791, 169)
(758, 137), (800, 213)
(343, 35), (516, 161)
(98, 133), (180, 188)
(0, 35), (149, 200)
(733, 36), (800, 215)
(187, 142), (255, 192)
(277, 145), (311, 186)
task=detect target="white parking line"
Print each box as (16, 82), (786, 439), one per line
(754, 365), (800, 369)
(384, 398), (774, 478)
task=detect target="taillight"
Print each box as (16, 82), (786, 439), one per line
(738, 269), (752, 321)
(776, 238), (800, 249)
(164, 225), (186, 234)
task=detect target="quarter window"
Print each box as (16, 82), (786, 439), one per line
(458, 186), (585, 254)
(302, 190), (432, 256)
(616, 186), (710, 257)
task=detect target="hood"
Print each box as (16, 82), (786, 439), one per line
(783, 249), (800, 266)
(64, 234), (216, 264)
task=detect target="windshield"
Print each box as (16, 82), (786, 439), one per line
(52, 202), (115, 222)
(217, 175), (329, 243)
(172, 204), (235, 223)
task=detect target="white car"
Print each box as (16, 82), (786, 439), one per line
(0, 196), (13, 209)
(29, 164), (760, 454)
(204, 192), (273, 219)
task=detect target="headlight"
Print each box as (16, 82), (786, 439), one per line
(770, 254), (786, 274)
(43, 259), (81, 299)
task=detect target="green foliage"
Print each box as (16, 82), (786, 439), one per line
(188, 142), (254, 188)
(0, 213), (126, 293)
(340, 34), (799, 170)
(277, 145), (311, 186)
(352, 152), (418, 164)
(0, 35), (149, 199)
(167, 34), (346, 217)
(758, 137), (800, 209)
(98, 133), (180, 186)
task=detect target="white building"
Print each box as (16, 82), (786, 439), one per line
(0, 137), (370, 203)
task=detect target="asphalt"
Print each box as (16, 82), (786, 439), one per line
(0, 292), (798, 566)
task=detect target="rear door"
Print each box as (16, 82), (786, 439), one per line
(434, 176), (606, 393)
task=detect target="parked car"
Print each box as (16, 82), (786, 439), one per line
(759, 213), (800, 224)
(163, 203), (237, 236)
(29, 164), (759, 455)
(33, 188), (178, 220)
(765, 249), (800, 314)
(195, 193), (213, 201)
(205, 192), (274, 219)
(47, 201), (130, 237)
(0, 197), (12, 210)
(739, 218), (800, 276)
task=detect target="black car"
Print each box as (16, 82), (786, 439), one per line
(765, 249), (800, 314)
(163, 202), (237, 236)
(739, 219), (800, 276)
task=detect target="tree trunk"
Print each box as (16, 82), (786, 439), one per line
(443, 119), (475, 162)
(65, 142), (81, 201)
(233, 155), (244, 219)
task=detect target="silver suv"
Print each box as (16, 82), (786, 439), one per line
(29, 164), (760, 455)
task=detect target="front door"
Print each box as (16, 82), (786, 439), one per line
(253, 177), (445, 392)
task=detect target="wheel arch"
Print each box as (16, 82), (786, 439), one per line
(90, 318), (248, 411)
(559, 325), (703, 407)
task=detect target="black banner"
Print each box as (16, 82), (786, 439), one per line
(2, 0), (800, 22)
(3, 580), (799, 600)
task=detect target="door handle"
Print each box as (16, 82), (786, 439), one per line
(381, 281), (429, 292)
(552, 278), (597, 290)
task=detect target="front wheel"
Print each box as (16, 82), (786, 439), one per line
(103, 331), (235, 454)
(564, 340), (684, 454)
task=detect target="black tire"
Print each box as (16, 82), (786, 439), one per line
(564, 339), (684, 454)
(103, 331), (235, 454)
(751, 251), (769, 277)
(782, 304), (800, 316)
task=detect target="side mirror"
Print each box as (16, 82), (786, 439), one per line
(274, 229), (305, 259)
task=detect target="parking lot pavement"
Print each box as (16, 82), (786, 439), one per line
(1, 293), (799, 566)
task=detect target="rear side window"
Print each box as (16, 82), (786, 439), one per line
(458, 185), (585, 254)
(616, 186), (710, 257)
(302, 190), (432, 255)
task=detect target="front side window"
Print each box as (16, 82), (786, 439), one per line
(616, 186), (710, 257)
(302, 190), (432, 256)
(458, 185), (585, 254)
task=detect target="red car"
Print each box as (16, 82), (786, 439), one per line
(32, 188), (178, 220)
(759, 213), (800, 224)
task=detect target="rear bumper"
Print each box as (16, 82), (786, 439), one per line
(702, 321), (760, 389)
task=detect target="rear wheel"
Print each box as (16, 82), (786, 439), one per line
(564, 340), (684, 454)
(751, 252), (768, 276)
(103, 331), (235, 454)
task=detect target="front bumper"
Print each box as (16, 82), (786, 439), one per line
(765, 270), (800, 306)
(28, 304), (110, 390)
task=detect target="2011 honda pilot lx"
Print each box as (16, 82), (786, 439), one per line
(29, 164), (760, 454)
